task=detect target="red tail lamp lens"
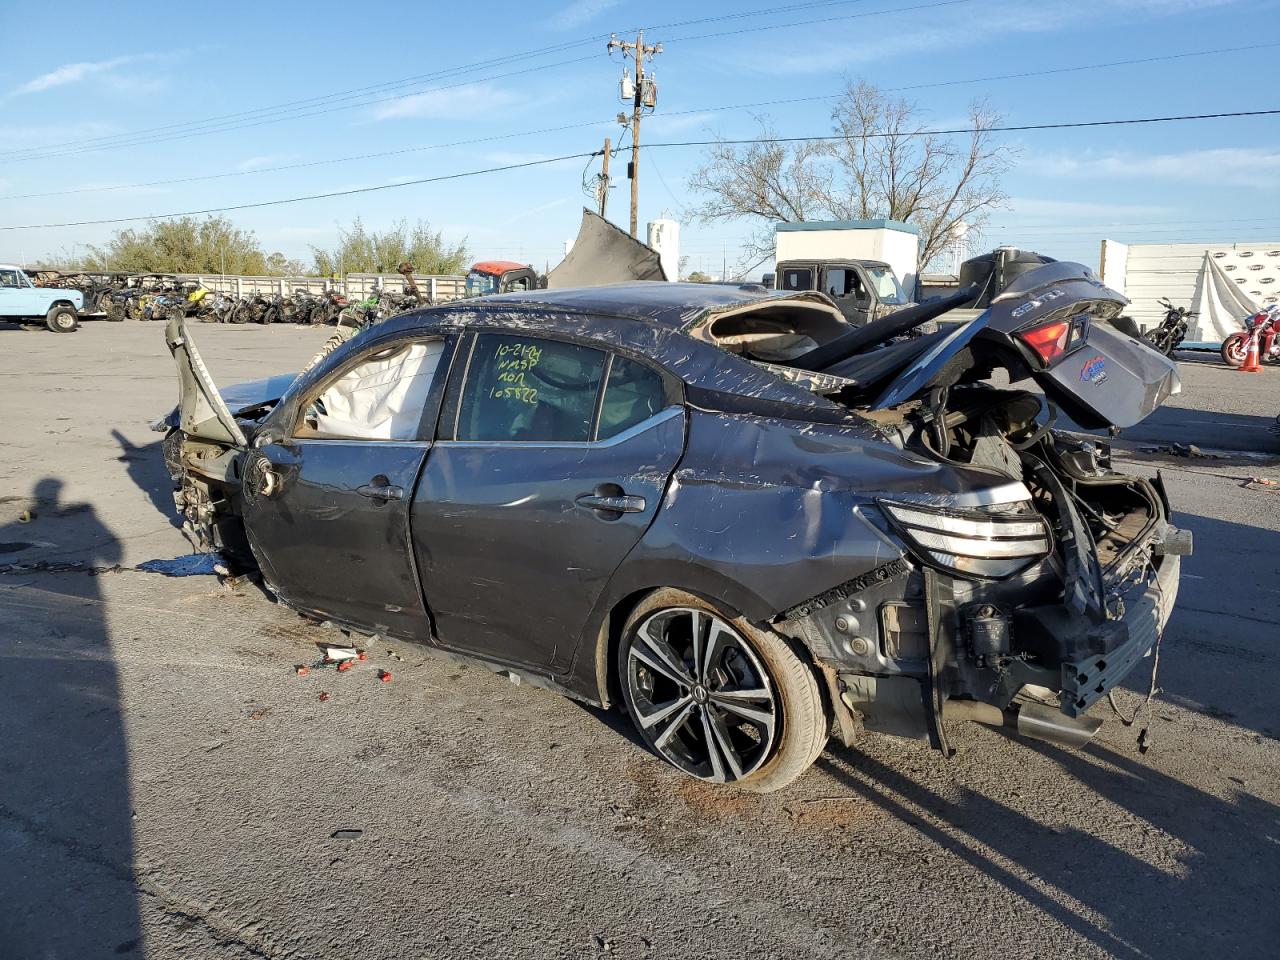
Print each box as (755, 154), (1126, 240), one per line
(1019, 320), (1073, 364)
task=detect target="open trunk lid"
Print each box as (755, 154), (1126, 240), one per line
(868, 262), (1179, 429)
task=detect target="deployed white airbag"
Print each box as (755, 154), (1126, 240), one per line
(313, 340), (444, 440)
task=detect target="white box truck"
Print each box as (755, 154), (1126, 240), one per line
(773, 220), (920, 327)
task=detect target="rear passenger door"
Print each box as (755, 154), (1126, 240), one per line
(411, 331), (685, 672)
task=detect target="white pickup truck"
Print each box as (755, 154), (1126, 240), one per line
(0, 264), (84, 332)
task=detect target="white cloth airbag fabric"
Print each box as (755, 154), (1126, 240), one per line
(314, 340), (443, 440)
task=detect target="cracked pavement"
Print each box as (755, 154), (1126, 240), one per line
(1, 321), (1278, 959)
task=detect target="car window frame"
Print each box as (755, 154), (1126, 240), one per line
(439, 328), (682, 446)
(288, 332), (456, 444)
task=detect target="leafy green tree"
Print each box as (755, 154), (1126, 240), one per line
(685, 270), (712, 282)
(265, 251), (308, 276)
(310, 218), (468, 276)
(70, 216), (296, 275)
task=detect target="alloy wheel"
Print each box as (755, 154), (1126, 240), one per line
(624, 607), (778, 784)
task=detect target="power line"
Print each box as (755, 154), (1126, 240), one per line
(6, 39), (1272, 202)
(0, 45), (604, 161)
(4, 108), (1275, 232)
(0, 56), (599, 164)
(657, 109), (1280, 148)
(652, 41), (1280, 120)
(0, 0), (891, 164)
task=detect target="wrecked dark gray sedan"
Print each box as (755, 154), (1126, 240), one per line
(160, 263), (1188, 792)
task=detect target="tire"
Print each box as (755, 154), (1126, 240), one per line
(617, 588), (828, 793)
(1221, 332), (1249, 367)
(45, 305), (79, 333)
(1146, 329), (1173, 356)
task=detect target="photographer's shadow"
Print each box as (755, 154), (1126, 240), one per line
(0, 478), (143, 956)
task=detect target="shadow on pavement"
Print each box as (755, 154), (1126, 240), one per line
(112, 428), (181, 529)
(1153, 511), (1280, 741)
(820, 737), (1280, 960)
(1117, 407), (1280, 455)
(0, 478), (143, 957)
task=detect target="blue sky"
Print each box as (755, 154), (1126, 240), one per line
(1, 0), (1277, 278)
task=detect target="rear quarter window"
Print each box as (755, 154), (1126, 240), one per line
(598, 356), (668, 439)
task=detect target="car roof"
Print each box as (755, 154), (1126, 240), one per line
(335, 283), (853, 419)
(460, 281), (826, 330)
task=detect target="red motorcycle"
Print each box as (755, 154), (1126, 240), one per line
(1221, 305), (1280, 367)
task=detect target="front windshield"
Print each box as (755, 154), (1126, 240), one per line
(465, 271), (498, 298)
(864, 265), (906, 305)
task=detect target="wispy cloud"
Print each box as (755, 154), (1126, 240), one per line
(1001, 198), (1175, 220)
(0, 121), (117, 147)
(6, 55), (157, 98)
(236, 155), (287, 171)
(504, 197), (572, 224)
(1028, 148), (1280, 189)
(645, 112), (721, 136)
(550, 0), (620, 30)
(744, 0), (1250, 75)
(372, 83), (524, 121)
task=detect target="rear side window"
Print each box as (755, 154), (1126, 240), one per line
(598, 356), (667, 440)
(781, 268), (812, 291)
(457, 334), (605, 442)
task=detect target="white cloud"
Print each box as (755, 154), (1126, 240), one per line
(7, 55), (147, 97)
(1028, 148), (1280, 189)
(236, 155), (286, 171)
(550, 0), (620, 30)
(0, 121), (117, 147)
(372, 84), (522, 121)
(742, 0), (1252, 75)
(504, 197), (571, 224)
(645, 112), (721, 135)
(1001, 198), (1175, 220)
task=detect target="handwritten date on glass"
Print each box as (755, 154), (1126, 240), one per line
(490, 341), (543, 405)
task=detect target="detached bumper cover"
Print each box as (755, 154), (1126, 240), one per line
(1059, 550), (1180, 717)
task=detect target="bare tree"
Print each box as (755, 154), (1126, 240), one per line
(688, 82), (1012, 269)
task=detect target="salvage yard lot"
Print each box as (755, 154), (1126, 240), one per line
(2, 321), (1278, 959)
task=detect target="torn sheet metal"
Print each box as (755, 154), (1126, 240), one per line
(546, 209), (667, 288)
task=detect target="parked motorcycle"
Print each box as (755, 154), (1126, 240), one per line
(1221, 305), (1280, 367)
(1147, 297), (1196, 356)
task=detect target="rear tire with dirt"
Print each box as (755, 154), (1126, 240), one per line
(45, 305), (79, 333)
(617, 588), (829, 793)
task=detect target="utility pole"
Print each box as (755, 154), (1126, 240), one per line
(607, 31), (662, 238)
(597, 136), (612, 218)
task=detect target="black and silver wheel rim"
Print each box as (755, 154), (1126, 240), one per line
(625, 607), (777, 784)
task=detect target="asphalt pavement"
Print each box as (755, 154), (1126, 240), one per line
(1, 320), (1277, 960)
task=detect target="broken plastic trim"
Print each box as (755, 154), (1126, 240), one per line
(778, 558), (911, 621)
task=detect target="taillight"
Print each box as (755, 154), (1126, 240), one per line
(1019, 319), (1073, 365)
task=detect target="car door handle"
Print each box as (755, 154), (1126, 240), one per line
(575, 493), (646, 514)
(357, 479), (404, 502)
